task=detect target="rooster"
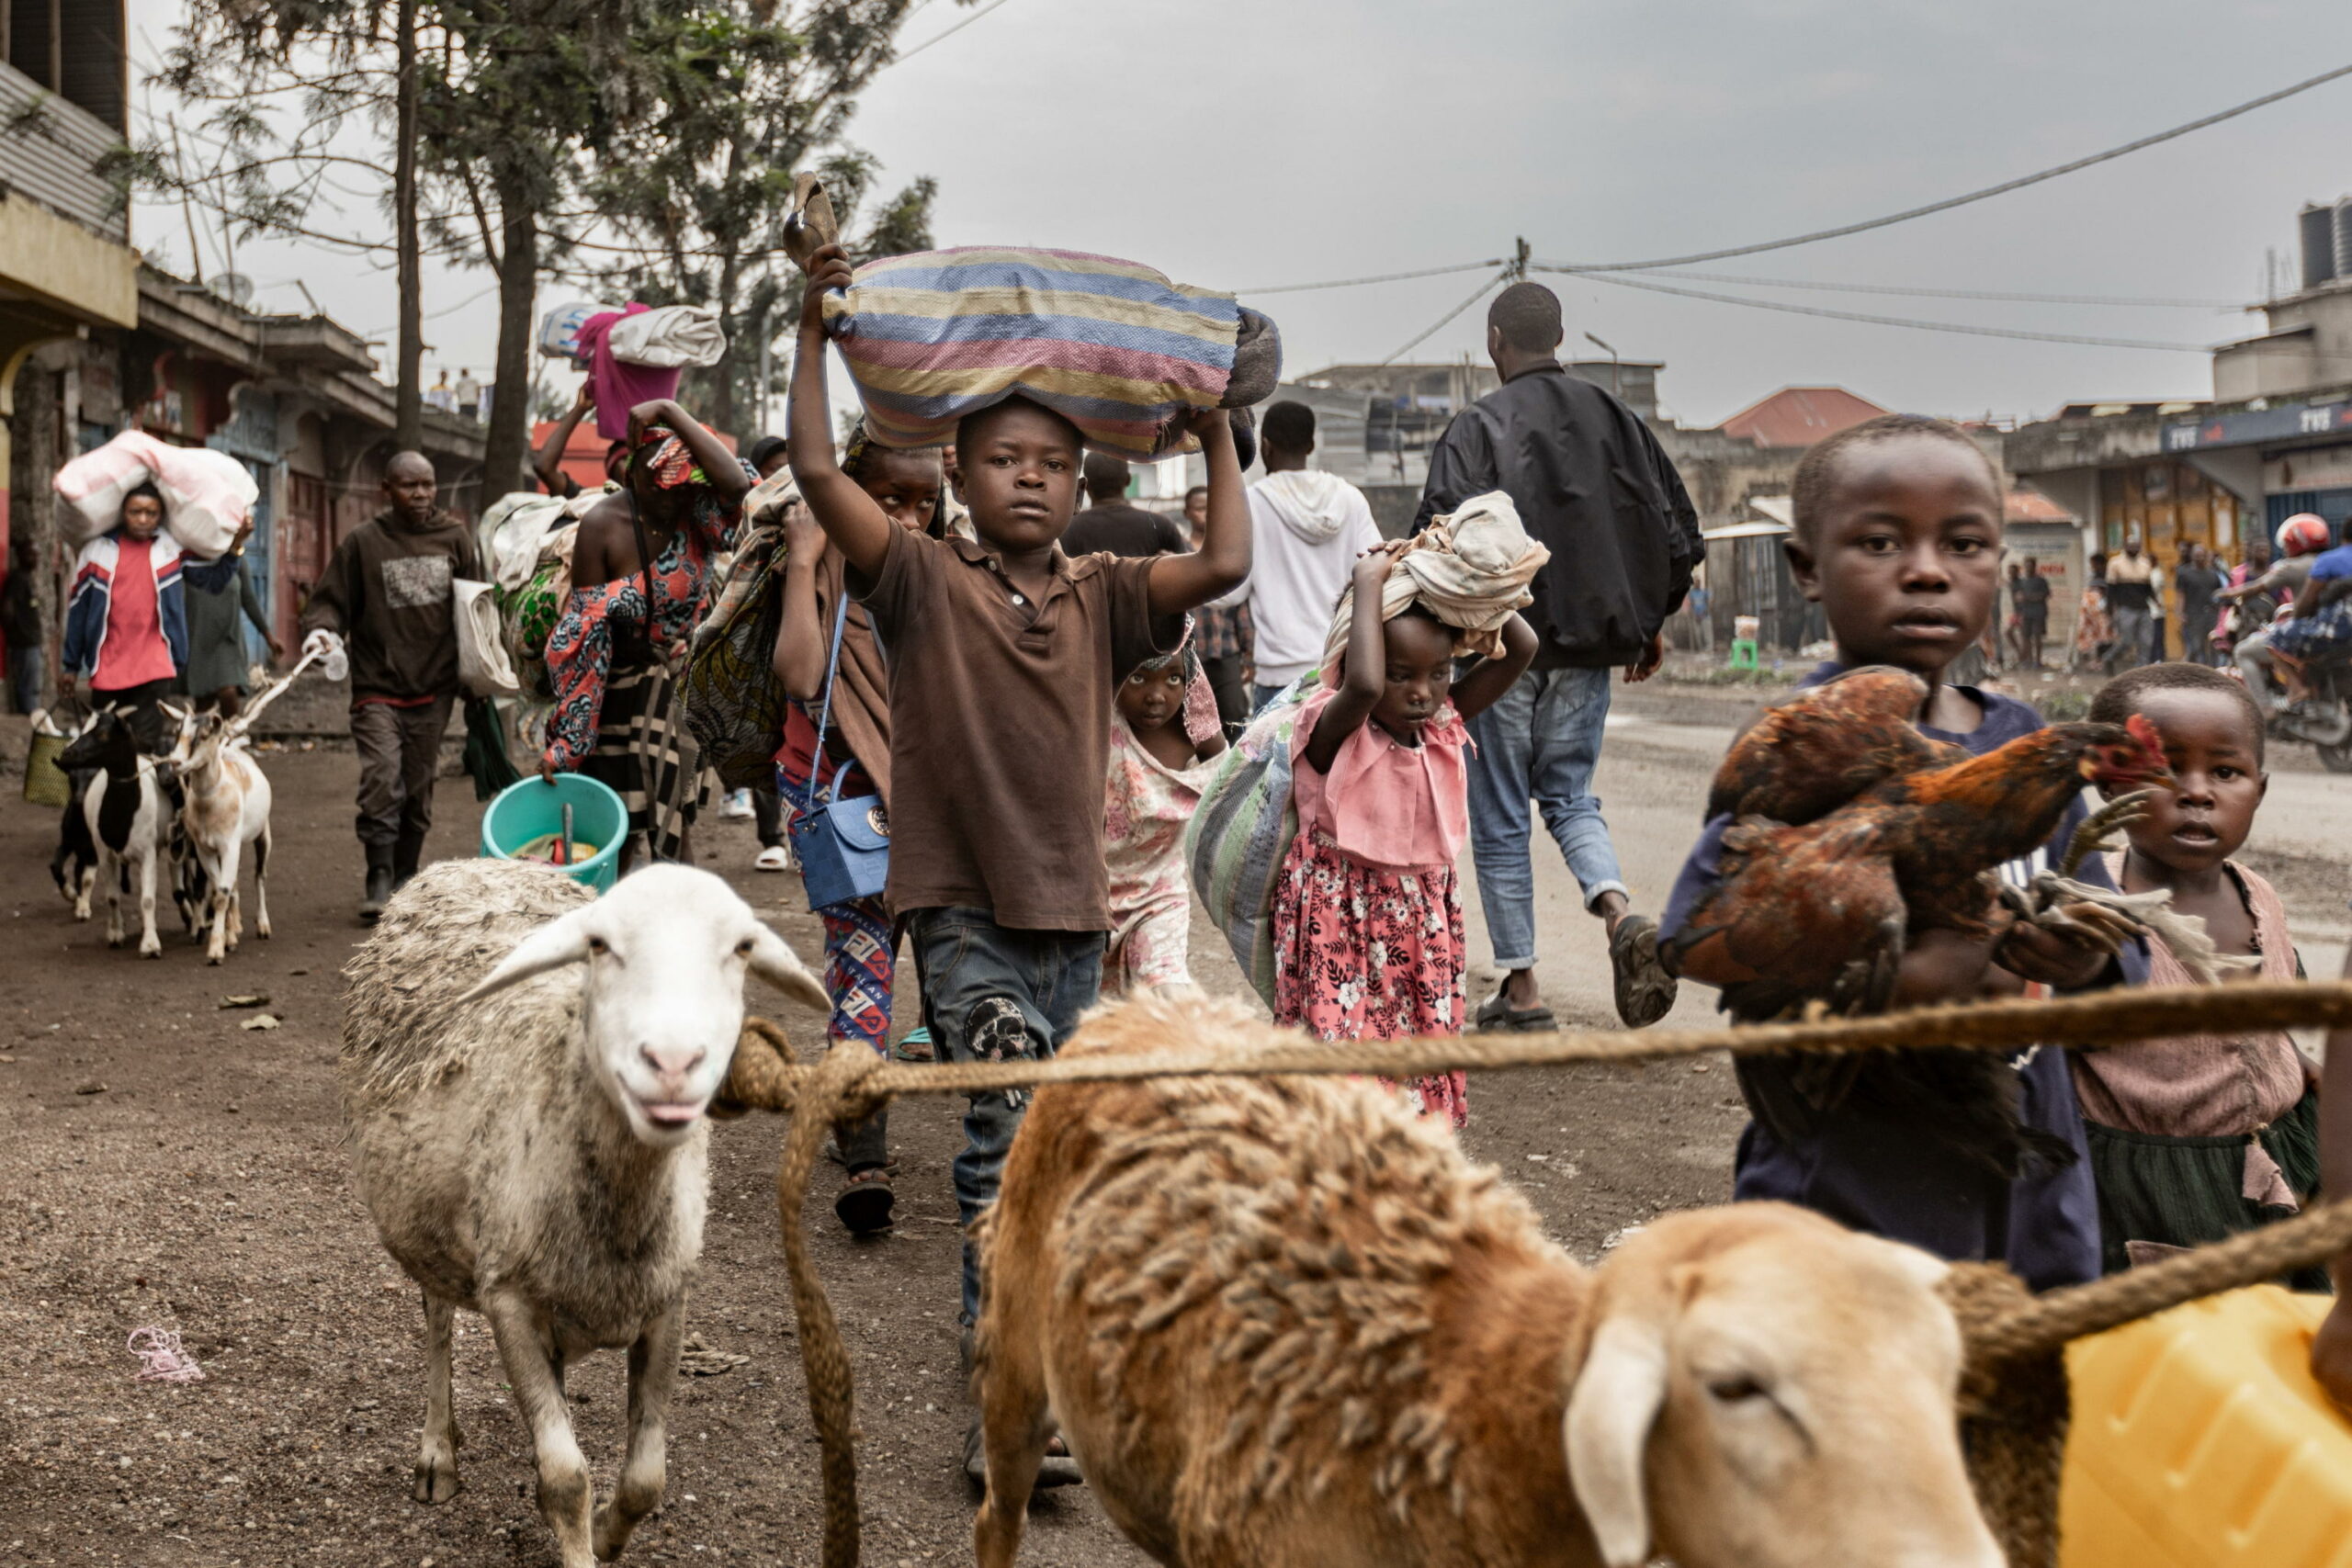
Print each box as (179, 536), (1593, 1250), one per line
(1669, 668), (2176, 1174)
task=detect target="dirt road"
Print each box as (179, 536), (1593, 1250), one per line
(1, 683), (2344, 1567)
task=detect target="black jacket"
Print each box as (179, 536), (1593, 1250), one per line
(1413, 365), (1702, 667)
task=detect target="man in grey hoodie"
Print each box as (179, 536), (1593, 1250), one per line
(1232, 400), (1382, 710)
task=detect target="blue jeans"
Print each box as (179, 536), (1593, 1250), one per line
(905, 907), (1105, 1324)
(1464, 666), (1629, 973)
(9, 647), (43, 715)
(1251, 680), (1291, 716)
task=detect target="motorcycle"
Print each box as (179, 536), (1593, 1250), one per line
(2273, 654), (2352, 773)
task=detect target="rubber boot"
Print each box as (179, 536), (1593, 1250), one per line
(392, 828), (426, 891)
(360, 843), (396, 924)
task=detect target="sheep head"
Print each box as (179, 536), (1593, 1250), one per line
(1564, 1202), (1999, 1568)
(461, 863), (828, 1147)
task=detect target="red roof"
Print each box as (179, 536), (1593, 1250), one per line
(1717, 386), (1892, 448)
(2006, 488), (2073, 525)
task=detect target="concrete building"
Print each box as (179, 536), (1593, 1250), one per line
(1, 0), (141, 691)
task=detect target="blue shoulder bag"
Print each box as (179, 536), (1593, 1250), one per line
(788, 595), (891, 910)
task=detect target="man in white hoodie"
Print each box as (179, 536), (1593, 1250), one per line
(1234, 400), (1383, 709)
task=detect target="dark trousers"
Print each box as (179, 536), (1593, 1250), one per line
(1201, 652), (1250, 737)
(11, 646), (44, 715)
(93, 676), (175, 753)
(351, 695), (453, 850)
(752, 783), (785, 850)
(906, 907), (1104, 1323)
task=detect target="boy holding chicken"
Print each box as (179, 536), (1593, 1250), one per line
(1660, 414), (2150, 1289)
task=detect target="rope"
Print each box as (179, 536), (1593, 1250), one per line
(718, 981), (2352, 1568)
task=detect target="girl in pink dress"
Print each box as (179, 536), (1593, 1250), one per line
(1272, 542), (1537, 1127)
(1103, 647), (1227, 994)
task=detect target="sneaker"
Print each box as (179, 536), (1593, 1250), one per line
(1609, 913), (1679, 1029)
(721, 789), (754, 820)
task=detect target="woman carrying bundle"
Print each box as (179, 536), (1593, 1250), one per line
(772, 421), (947, 1235)
(539, 400), (752, 865)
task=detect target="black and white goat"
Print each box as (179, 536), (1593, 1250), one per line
(162, 704), (273, 964)
(56, 710), (175, 957)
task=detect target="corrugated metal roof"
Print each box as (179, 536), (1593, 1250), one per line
(2006, 488), (2074, 524)
(1717, 386), (1891, 448)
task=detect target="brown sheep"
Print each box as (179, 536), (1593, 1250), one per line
(972, 992), (2001, 1568)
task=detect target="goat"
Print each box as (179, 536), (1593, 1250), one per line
(340, 858), (827, 1568)
(161, 703), (273, 964)
(56, 709), (175, 957)
(973, 993), (2003, 1568)
(48, 739), (98, 919)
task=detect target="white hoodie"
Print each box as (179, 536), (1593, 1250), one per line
(1236, 468), (1383, 686)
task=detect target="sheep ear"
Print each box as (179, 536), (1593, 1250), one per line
(1565, 1311), (1671, 1568)
(747, 924), (831, 1013)
(461, 908), (594, 1003)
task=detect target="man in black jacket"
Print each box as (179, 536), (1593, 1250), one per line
(1414, 282), (1701, 1030)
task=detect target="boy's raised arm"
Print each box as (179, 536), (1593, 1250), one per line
(786, 244), (895, 581)
(1148, 410), (1250, 617)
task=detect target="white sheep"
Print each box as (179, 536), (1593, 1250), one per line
(340, 857), (826, 1568)
(972, 992), (2003, 1568)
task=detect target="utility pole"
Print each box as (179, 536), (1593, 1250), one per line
(1510, 235), (1531, 283)
(393, 0), (424, 451)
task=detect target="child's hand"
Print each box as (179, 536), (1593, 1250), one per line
(1352, 547), (1397, 589)
(1183, 406), (1233, 440)
(782, 505), (824, 566)
(1995, 914), (2113, 989)
(2315, 1294), (2352, 1414)
(570, 383), (594, 416)
(800, 244), (854, 315)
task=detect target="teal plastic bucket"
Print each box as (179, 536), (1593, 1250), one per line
(480, 773), (628, 892)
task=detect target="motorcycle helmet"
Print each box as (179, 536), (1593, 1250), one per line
(2278, 513), (2333, 557)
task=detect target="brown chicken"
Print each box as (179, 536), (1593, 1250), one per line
(1670, 673), (2173, 1174)
(1675, 697), (2172, 1019)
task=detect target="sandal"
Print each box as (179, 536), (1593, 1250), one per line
(834, 1167), (896, 1235)
(891, 1026), (935, 1063)
(963, 1415), (1083, 1490)
(753, 844), (791, 872)
(1474, 987), (1555, 1032)
(1609, 913), (1679, 1030)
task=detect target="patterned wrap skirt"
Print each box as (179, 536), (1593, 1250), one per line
(1271, 828), (1469, 1128)
(578, 658), (703, 863)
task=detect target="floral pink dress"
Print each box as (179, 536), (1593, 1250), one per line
(1103, 713), (1217, 993)
(1272, 687), (1472, 1128)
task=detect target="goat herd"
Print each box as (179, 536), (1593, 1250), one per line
(49, 698), (273, 964)
(333, 858), (2006, 1568)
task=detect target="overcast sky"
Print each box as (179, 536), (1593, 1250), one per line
(126, 0), (2352, 430)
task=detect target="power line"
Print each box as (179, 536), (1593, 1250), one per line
(1565, 270), (2213, 352)
(1238, 259), (1503, 295)
(1379, 271), (1507, 365)
(1541, 61), (2352, 273)
(893, 0), (1017, 62)
(1581, 268), (2243, 310)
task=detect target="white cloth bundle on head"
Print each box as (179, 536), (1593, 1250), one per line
(1320, 491), (1548, 675)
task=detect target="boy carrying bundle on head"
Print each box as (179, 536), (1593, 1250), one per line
(787, 243), (1251, 1483)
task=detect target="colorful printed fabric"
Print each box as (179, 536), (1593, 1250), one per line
(2272, 599), (2352, 660)
(542, 480), (741, 773)
(1271, 827), (1469, 1129)
(820, 247), (1241, 458)
(1103, 711), (1218, 994)
(775, 754), (895, 1053)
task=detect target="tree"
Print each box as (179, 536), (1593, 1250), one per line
(573, 0), (948, 439)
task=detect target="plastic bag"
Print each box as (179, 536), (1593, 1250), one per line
(477, 491), (572, 592)
(539, 299), (621, 361)
(606, 304), (727, 369)
(1182, 673), (1316, 1010)
(454, 579), (520, 699)
(820, 246), (1281, 458)
(52, 433), (256, 558)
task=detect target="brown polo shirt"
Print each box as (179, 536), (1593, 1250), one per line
(857, 527), (1178, 931)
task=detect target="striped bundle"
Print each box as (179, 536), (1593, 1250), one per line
(820, 247), (1263, 459)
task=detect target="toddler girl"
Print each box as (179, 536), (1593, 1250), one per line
(2074, 661), (2324, 1284)
(1103, 646), (1226, 995)
(1272, 541), (1536, 1126)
